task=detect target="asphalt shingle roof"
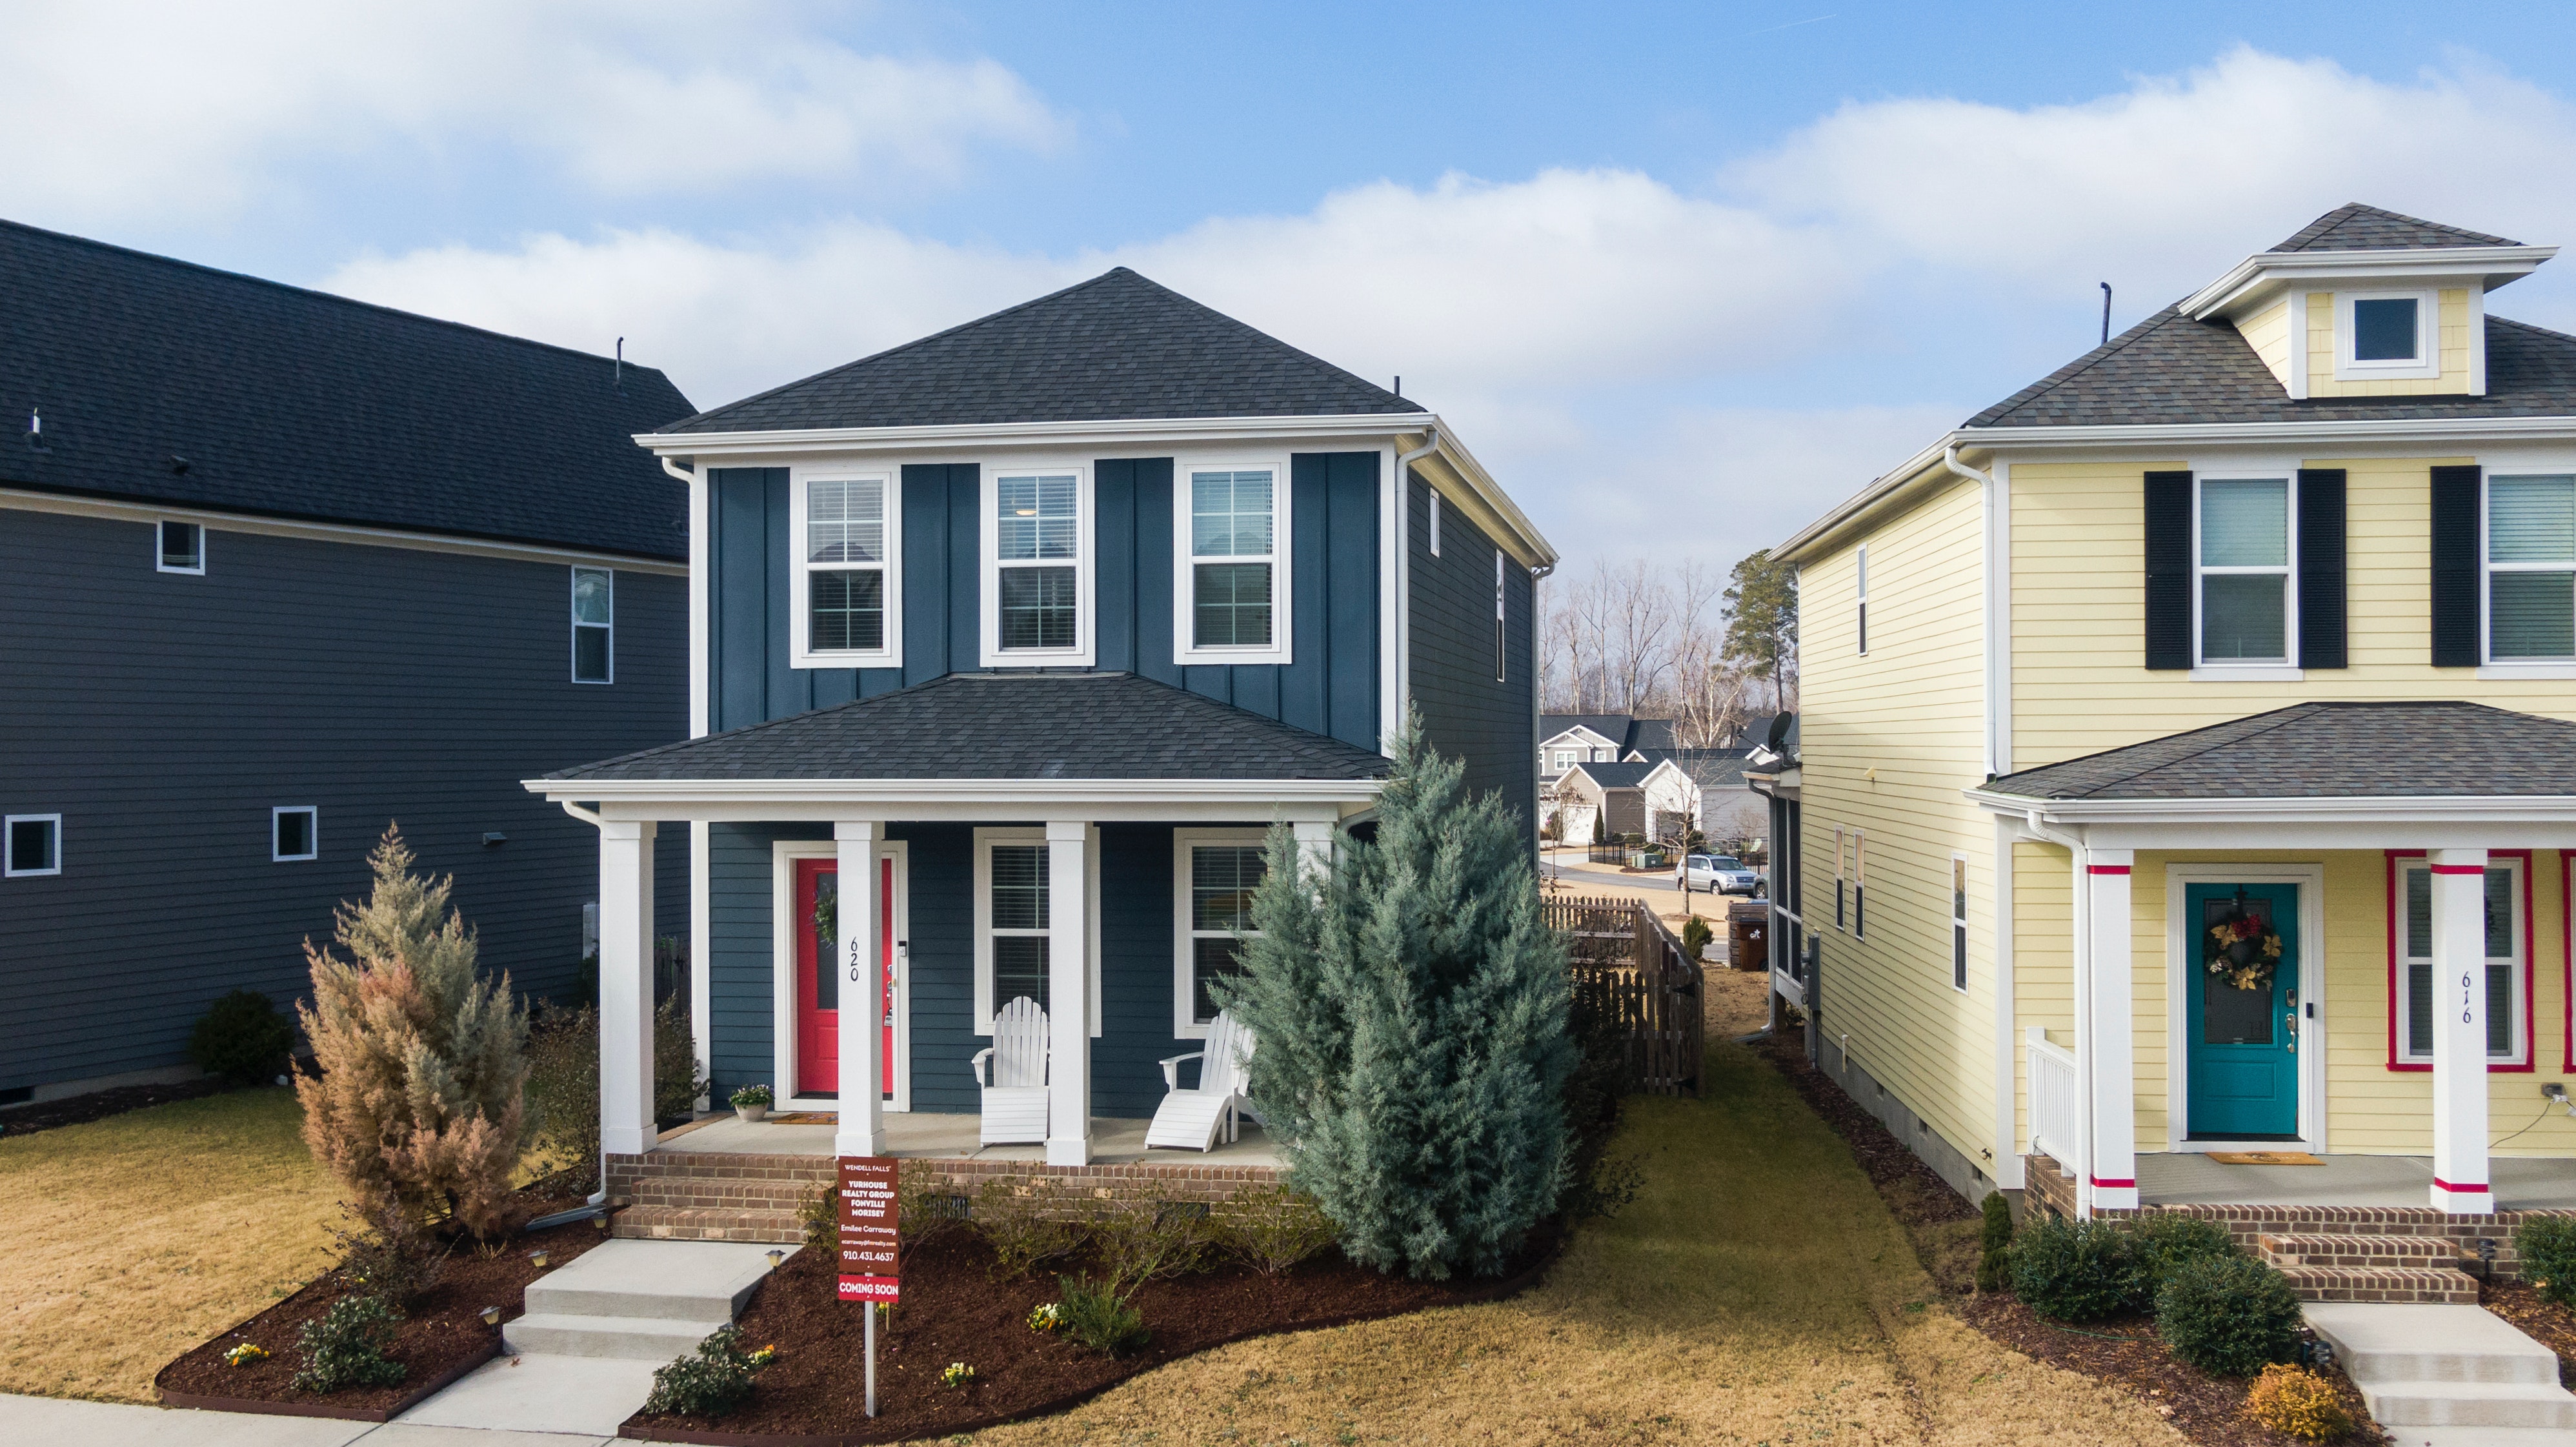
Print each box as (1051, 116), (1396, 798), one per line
(1980, 702), (2576, 800)
(547, 672), (1391, 783)
(0, 218), (695, 559)
(659, 268), (1423, 435)
(1568, 760), (1656, 789)
(2268, 203), (2519, 252)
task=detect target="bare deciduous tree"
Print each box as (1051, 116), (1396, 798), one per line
(1539, 551), (1795, 734)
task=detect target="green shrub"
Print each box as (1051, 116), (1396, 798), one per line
(642, 1326), (771, 1419)
(291, 1294), (407, 1393)
(1216, 1183), (1340, 1275)
(188, 989), (297, 1087)
(1054, 1274), (1149, 1356)
(525, 1004), (601, 1188)
(1094, 1199), (1216, 1296)
(972, 1177), (1087, 1280)
(2519, 1217), (2576, 1308)
(1975, 1193), (2014, 1293)
(328, 1201), (447, 1310)
(2008, 1215), (2144, 1322)
(654, 993), (708, 1124)
(2156, 1255), (2302, 1377)
(2133, 1211), (2240, 1292)
(1680, 916), (1713, 959)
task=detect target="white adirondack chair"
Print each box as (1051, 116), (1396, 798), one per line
(1145, 1010), (1256, 1151)
(971, 996), (1050, 1146)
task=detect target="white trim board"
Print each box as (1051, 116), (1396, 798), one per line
(1, 487), (687, 575)
(2161, 862), (2328, 1153)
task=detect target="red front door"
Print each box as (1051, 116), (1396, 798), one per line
(794, 857), (899, 1100)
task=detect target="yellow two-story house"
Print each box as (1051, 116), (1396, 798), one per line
(1753, 203), (2576, 1227)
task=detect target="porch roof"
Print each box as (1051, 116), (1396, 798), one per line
(1980, 701), (2576, 802)
(545, 671), (1390, 785)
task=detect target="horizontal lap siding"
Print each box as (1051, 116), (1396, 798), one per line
(1794, 477), (1995, 1181)
(0, 508), (689, 1093)
(1407, 472), (1535, 847)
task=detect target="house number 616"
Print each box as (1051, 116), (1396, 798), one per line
(2460, 971), (2476, 1025)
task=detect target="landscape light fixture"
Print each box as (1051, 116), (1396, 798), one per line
(766, 1249), (785, 1272)
(529, 1249), (549, 1269)
(480, 1306), (501, 1327)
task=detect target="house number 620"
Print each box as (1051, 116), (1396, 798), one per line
(850, 938), (864, 983)
(2460, 971), (2476, 1025)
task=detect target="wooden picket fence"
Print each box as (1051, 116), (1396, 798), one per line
(1544, 893), (1705, 1098)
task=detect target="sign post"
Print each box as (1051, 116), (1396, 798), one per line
(837, 1156), (900, 1417)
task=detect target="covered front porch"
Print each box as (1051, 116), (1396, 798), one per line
(1980, 702), (2576, 1219)
(652, 1109), (1282, 1168)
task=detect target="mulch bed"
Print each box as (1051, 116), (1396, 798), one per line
(1749, 1029), (2386, 1446)
(157, 1181), (605, 1419)
(2483, 1279), (2576, 1388)
(0, 1077), (241, 1137)
(627, 1226), (1555, 1445)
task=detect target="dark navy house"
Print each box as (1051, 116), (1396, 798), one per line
(1, 220), (693, 1105)
(530, 269), (1555, 1168)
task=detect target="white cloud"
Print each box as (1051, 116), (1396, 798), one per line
(0, 1), (1065, 223)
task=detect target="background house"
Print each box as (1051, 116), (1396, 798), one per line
(0, 219), (694, 1106)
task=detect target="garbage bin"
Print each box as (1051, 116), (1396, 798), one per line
(1726, 900), (1769, 973)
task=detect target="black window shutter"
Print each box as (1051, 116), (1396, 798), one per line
(2430, 464), (2482, 667)
(2143, 471), (2193, 669)
(2297, 469), (2348, 669)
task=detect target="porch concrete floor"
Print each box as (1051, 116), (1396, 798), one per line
(2137, 1152), (2576, 1209)
(656, 1111), (1281, 1168)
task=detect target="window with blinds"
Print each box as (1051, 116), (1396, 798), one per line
(2198, 478), (2292, 663)
(989, 844), (1050, 1013)
(2488, 475), (2576, 661)
(1185, 844), (1265, 1026)
(2397, 857), (2522, 1064)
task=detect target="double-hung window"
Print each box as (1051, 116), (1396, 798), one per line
(1494, 551), (1507, 682)
(1853, 831), (1866, 940)
(2195, 477), (2294, 666)
(1176, 463), (1287, 662)
(2394, 854), (2526, 1066)
(972, 827), (1100, 1034)
(1174, 831), (1267, 1037)
(1855, 545), (1868, 654)
(1833, 827), (1847, 930)
(570, 567), (614, 683)
(792, 472), (900, 667)
(157, 520), (204, 574)
(2487, 474), (2576, 662)
(1950, 856), (1969, 991)
(985, 467), (1091, 664)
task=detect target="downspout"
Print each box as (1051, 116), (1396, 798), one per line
(558, 798), (611, 1204)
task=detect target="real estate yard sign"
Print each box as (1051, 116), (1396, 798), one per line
(837, 1157), (900, 1301)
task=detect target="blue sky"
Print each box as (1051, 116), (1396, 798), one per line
(16, 1), (2576, 571)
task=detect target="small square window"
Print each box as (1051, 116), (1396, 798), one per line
(7, 815), (62, 876)
(158, 520), (204, 573)
(2352, 297), (2420, 362)
(273, 807), (317, 862)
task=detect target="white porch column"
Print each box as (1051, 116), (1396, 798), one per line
(598, 820), (658, 1160)
(834, 820), (886, 1159)
(1045, 820), (1092, 1167)
(2430, 847), (2494, 1213)
(1291, 818), (1334, 884)
(2084, 849), (2138, 1212)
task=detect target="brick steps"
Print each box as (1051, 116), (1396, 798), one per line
(2257, 1233), (2480, 1303)
(606, 1149), (833, 1243)
(613, 1204), (805, 1244)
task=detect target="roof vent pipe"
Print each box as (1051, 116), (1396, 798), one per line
(2099, 283), (2112, 345)
(615, 337), (625, 393)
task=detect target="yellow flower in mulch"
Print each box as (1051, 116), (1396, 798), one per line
(942, 1361), (976, 1388)
(223, 1342), (269, 1368)
(747, 1344), (778, 1368)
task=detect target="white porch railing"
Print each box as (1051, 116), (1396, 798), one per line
(2027, 1026), (2079, 1166)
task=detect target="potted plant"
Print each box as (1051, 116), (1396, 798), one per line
(730, 1083), (774, 1122)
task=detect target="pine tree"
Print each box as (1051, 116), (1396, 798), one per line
(1223, 717), (1576, 1279)
(296, 826), (529, 1236)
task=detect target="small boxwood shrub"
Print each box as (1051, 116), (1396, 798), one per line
(2519, 1217), (2576, 1308)
(1055, 1274), (1149, 1356)
(1975, 1192), (2014, 1293)
(2132, 1211), (2240, 1293)
(291, 1294), (407, 1393)
(188, 989), (297, 1087)
(2009, 1215), (2144, 1322)
(2156, 1255), (2302, 1376)
(643, 1326), (771, 1419)
(2242, 1362), (2354, 1442)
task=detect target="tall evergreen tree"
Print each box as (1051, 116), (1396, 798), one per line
(1720, 547), (1798, 711)
(1223, 718), (1575, 1279)
(297, 827), (529, 1236)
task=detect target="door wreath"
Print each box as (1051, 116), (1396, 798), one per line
(2204, 893), (2283, 991)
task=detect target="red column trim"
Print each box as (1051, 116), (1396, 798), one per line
(2088, 864), (2131, 875)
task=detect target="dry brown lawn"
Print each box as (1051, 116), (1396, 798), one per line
(976, 1047), (2186, 1446)
(0, 1088), (341, 1402)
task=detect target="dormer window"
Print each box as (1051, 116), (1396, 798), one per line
(2335, 289), (2439, 379)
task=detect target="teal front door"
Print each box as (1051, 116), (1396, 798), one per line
(2185, 882), (2301, 1139)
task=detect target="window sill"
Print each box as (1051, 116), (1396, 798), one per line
(791, 652), (902, 671)
(2479, 662), (2576, 680)
(2188, 665), (2302, 682)
(1174, 647), (1294, 667)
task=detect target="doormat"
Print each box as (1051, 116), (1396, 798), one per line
(768, 1111), (837, 1124)
(2207, 1150), (2323, 1166)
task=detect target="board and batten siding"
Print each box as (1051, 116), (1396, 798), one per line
(0, 507), (689, 1096)
(707, 456), (1380, 750)
(1407, 471), (1536, 844)
(703, 819), (1250, 1118)
(1792, 474), (1997, 1186)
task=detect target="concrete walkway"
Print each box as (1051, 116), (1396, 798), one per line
(0, 1394), (616, 1446)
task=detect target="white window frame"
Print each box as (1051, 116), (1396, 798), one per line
(1172, 456), (1292, 665)
(570, 565), (614, 684)
(2395, 854), (2528, 1066)
(1552, 749), (1576, 771)
(980, 462), (1094, 667)
(271, 805), (318, 863)
(2191, 474), (2300, 675)
(1833, 827), (1847, 931)
(1853, 831), (1866, 941)
(5, 813), (62, 877)
(1172, 828), (1267, 1038)
(971, 827), (1099, 1037)
(1950, 853), (1969, 993)
(2335, 288), (2440, 381)
(1494, 549), (1507, 683)
(156, 519), (205, 574)
(1855, 544), (1868, 656)
(2480, 472), (2576, 672)
(1429, 487), (1442, 557)
(790, 466), (903, 669)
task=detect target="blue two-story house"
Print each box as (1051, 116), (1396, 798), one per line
(1, 219), (694, 1106)
(530, 268), (1554, 1168)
